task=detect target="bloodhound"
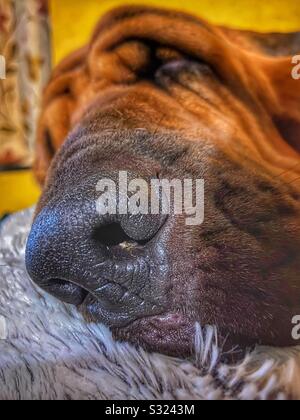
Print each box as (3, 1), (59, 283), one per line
(26, 6), (300, 358)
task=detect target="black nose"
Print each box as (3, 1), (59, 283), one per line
(25, 175), (169, 328)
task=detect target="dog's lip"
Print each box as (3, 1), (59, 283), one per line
(148, 313), (189, 328)
(80, 288), (165, 328)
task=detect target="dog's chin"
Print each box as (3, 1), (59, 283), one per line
(112, 313), (198, 358)
(112, 317), (252, 363)
(81, 299), (251, 360)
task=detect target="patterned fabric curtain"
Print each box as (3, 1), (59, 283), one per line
(0, 0), (51, 168)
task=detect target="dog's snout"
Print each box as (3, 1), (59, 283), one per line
(25, 177), (169, 327)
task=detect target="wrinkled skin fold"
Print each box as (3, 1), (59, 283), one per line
(26, 6), (300, 357)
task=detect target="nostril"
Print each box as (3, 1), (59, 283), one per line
(93, 223), (132, 247)
(92, 223), (149, 248)
(42, 279), (88, 305)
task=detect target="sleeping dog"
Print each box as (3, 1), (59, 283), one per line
(26, 6), (300, 357)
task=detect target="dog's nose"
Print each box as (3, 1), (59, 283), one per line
(25, 176), (169, 328)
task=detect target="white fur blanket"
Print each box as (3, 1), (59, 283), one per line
(0, 209), (299, 400)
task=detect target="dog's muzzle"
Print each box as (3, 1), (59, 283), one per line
(25, 173), (169, 328)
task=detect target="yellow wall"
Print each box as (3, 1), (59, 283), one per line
(0, 171), (40, 217)
(51, 0), (300, 64)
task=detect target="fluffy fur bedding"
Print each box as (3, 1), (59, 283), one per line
(0, 209), (300, 400)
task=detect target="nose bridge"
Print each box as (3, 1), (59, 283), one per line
(26, 173), (169, 327)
